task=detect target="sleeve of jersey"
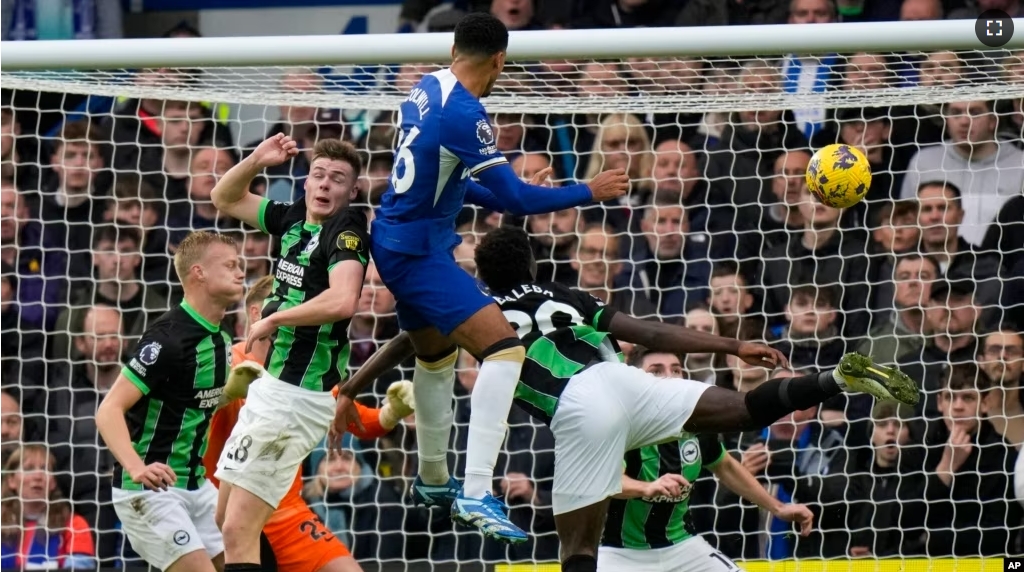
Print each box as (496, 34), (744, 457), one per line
(256, 197), (303, 236)
(121, 325), (175, 395)
(441, 103), (592, 215)
(325, 209), (371, 270)
(699, 433), (728, 469)
(574, 288), (618, 332)
(464, 179), (507, 212)
(349, 403), (387, 439)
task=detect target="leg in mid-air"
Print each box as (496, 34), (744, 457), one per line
(683, 352), (918, 434)
(372, 240), (528, 544)
(549, 353), (918, 571)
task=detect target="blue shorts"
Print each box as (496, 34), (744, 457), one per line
(371, 239), (493, 336)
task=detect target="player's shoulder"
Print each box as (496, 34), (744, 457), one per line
(325, 205), (369, 234)
(563, 284), (605, 306)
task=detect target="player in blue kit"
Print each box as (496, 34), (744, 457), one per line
(331, 12), (629, 544)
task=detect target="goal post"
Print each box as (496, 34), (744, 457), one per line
(1, 17), (1024, 568)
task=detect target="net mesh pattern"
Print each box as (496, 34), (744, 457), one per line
(0, 45), (1023, 569)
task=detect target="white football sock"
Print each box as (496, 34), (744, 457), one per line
(462, 356), (523, 499)
(413, 353), (457, 485)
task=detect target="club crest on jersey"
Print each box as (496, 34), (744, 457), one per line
(476, 119), (495, 145)
(680, 439), (700, 465)
(139, 342), (161, 366)
(302, 232), (321, 254)
(338, 231), (362, 252)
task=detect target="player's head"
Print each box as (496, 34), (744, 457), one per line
(174, 231), (245, 304)
(304, 139), (362, 222)
(626, 345), (684, 379)
(452, 13), (509, 97)
(244, 274), (276, 330)
(476, 226), (535, 292)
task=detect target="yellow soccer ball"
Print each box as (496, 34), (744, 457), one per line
(805, 144), (872, 209)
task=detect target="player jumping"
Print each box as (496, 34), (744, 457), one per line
(335, 226), (919, 572)
(202, 275), (415, 572)
(210, 134), (370, 572)
(599, 346), (814, 572)
(97, 231), (244, 572)
(331, 12), (630, 544)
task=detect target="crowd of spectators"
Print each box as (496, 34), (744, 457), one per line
(2, 0), (1024, 567)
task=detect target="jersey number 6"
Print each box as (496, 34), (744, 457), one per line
(392, 109), (421, 194)
(502, 300), (584, 338)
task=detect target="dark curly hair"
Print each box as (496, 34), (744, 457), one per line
(453, 12), (508, 58)
(475, 226), (534, 293)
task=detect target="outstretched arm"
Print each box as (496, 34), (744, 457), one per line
(606, 312), (789, 369)
(711, 454), (814, 536)
(474, 163), (592, 216)
(465, 166), (556, 213)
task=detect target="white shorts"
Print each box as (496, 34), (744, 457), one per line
(549, 362), (710, 515)
(112, 481), (224, 571)
(598, 535), (739, 572)
(215, 373), (335, 508)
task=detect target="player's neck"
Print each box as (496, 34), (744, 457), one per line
(449, 63), (489, 99)
(183, 292), (226, 328)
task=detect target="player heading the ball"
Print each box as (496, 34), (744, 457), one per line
(331, 12), (629, 544)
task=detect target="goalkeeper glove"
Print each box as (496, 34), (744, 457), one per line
(378, 380), (415, 430)
(223, 361), (263, 403)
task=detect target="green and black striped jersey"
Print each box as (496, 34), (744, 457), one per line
(603, 433), (726, 550)
(258, 198), (370, 392)
(115, 302), (233, 491)
(492, 281), (622, 425)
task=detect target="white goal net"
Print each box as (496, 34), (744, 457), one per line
(2, 31), (1024, 570)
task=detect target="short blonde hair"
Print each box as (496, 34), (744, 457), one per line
(246, 274), (275, 308)
(583, 113), (654, 188)
(173, 231), (237, 283)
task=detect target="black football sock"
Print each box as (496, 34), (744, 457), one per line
(224, 563), (264, 572)
(743, 370), (842, 428)
(562, 554), (597, 572)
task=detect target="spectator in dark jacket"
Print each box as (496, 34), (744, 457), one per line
(915, 181), (1004, 309)
(795, 401), (927, 558)
(760, 183), (872, 340)
(773, 284), (847, 370)
(623, 195), (710, 319)
(0, 182), (66, 332)
(571, 224), (658, 319)
(900, 277), (982, 420)
(45, 305), (124, 562)
(922, 363), (1023, 556)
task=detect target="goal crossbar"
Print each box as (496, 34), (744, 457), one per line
(3, 19), (1023, 71)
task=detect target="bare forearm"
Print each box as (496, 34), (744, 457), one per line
(339, 331), (414, 399)
(211, 155), (262, 208)
(714, 457), (783, 513)
(96, 404), (146, 475)
(269, 290), (356, 328)
(611, 314), (741, 356)
(612, 475), (650, 499)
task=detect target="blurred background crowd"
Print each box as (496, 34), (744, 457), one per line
(2, 0), (1024, 568)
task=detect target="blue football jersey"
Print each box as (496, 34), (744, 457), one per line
(373, 69), (508, 255)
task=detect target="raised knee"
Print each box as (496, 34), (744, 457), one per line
(480, 337), (525, 363)
(416, 345), (458, 370)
